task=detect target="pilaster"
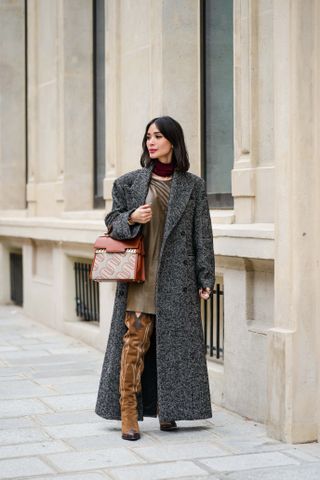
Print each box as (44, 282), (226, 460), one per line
(232, 0), (257, 222)
(267, 0), (320, 443)
(26, 0), (93, 215)
(103, 0), (119, 202)
(233, 0), (274, 223)
(0, 0), (26, 210)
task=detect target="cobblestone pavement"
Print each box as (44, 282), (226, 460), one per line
(0, 305), (320, 480)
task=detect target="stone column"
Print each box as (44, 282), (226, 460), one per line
(62, 0), (93, 211)
(26, 0), (62, 215)
(26, 0), (93, 215)
(233, 0), (275, 224)
(232, 0), (257, 223)
(267, 0), (320, 443)
(0, 0), (26, 211)
(103, 0), (119, 203)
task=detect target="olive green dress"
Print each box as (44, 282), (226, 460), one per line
(126, 177), (172, 314)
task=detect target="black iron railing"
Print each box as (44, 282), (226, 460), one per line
(74, 262), (99, 322)
(10, 252), (23, 306)
(201, 283), (224, 361)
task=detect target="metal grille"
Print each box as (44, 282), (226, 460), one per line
(201, 282), (224, 361)
(74, 262), (99, 322)
(10, 252), (23, 306)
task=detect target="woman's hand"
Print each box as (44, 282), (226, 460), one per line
(130, 204), (152, 224)
(199, 287), (211, 300)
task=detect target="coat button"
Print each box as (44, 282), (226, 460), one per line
(183, 259), (187, 265)
(181, 231), (186, 236)
(183, 287), (187, 293)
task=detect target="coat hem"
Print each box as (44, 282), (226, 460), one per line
(95, 408), (212, 422)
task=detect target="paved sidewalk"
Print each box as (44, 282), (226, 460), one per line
(0, 306), (320, 480)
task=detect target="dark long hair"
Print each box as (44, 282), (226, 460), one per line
(140, 116), (190, 172)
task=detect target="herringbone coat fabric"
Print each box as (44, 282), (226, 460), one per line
(95, 162), (215, 422)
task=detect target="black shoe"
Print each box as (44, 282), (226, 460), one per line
(160, 420), (178, 431)
(122, 428), (141, 441)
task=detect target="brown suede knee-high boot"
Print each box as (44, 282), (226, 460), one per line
(119, 311), (154, 440)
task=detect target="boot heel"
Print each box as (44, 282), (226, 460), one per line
(121, 408), (140, 441)
(159, 420), (178, 431)
(122, 428), (140, 441)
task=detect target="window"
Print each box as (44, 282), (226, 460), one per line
(74, 261), (100, 322)
(10, 252), (23, 306)
(201, 278), (224, 362)
(201, 0), (234, 208)
(93, 0), (106, 208)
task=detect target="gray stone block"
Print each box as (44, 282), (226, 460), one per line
(36, 411), (105, 426)
(0, 366), (33, 377)
(209, 409), (252, 426)
(35, 374), (99, 385)
(215, 435), (289, 454)
(66, 433), (157, 450)
(293, 442), (320, 459)
(282, 447), (320, 463)
(30, 367), (99, 378)
(19, 343), (72, 351)
(6, 338), (42, 346)
(0, 375), (25, 381)
(44, 422), (116, 439)
(45, 346), (100, 356)
(199, 451), (300, 472)
(0, 346), (19, 352)
(134, 441), (229, 462)
(0, 379), (55, 398)
(0, 416), (36, 429)
(0, 440), (71, 459)
(0, 457), (54, 478)
(49, 381), (99, 395)
(45, 448), (142, 471)
(44, 474), (111, 480)
(108, 460), (208, 480)
(0, 350), (50, 360)
(212, 421), (266, 439)
(0, 398), (51, 417)
(41, 393), (97, 412)
(224, 463), (320, 479)
(166, 477), (218, 480)
(148, 425), (217, 443)
(0, 427), (50, 446)
(5, 354), (98, 366)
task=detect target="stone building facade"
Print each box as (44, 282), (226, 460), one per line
(0, 0), (319, 444)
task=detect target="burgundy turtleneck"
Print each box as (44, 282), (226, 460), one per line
(152, 159), (175, 177)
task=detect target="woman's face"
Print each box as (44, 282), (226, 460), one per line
(146, 123), (173, 163)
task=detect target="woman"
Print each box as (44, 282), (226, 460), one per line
(95, 116), (215, 441)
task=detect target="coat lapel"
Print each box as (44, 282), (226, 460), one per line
(161, 170), (194, 251)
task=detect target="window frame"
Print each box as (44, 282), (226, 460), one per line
(93, 0), (106, 209)
(200, 0), (234, 210)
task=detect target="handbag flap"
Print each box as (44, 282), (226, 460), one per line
(94, 235), (143, 253)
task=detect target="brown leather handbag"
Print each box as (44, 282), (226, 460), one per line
(90, 233), (145, 283)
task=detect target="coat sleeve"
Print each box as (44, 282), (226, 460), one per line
(104, 179), (142, 240)
(193, 179), (215, 290)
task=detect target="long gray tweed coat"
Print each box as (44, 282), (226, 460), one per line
(95, 162), (215, 422)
